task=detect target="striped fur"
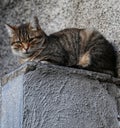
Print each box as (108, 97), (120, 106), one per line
(6, 17), (117, 76)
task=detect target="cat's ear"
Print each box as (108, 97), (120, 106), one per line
(34, 16), (41, 30)
(26, 23), (32, 29)
(5, 24), (16, 37)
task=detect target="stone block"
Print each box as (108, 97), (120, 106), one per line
(1, 62), (120, 128)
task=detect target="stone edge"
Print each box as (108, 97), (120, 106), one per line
(1, 61), (120, 86)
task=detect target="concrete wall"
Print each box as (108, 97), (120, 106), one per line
(0, 0), (120, 77)
(0, 79), (1, 128)
(1, 63), (36, 128)
(2, 75), (23, 128)
(1, 62), (120, 128)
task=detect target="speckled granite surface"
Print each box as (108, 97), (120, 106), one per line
(0, 0), (120, 77)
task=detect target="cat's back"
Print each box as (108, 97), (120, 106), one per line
(48, 28), (82, 47)
(48, 28), (100, 42)
(49, 28), (81, 37)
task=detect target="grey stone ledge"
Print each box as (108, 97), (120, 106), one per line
(1, 61), (120, 128)
(1, 62), (37, 86)
(1, 61), (120, 86)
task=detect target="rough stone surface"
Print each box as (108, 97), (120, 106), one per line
(1, 62), (37, 128)
(1, 62), (119, 128)
(0, 80), (1, 128)
(1, 75), (23, 128)
(0, 0), (120, 77)
(23, 63), (119, 128)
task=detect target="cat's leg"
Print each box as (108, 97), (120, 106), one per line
(40, 61), (50, 64)
(77, 51), (91, 68)
(77, 51), (115, 76)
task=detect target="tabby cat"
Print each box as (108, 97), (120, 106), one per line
(6, 16), (117, 76)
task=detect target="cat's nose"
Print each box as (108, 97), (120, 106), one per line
(22, 43), (30, 51)
(25, 47), (29, 51)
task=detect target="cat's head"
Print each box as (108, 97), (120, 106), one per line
(6, 16), (46, 58)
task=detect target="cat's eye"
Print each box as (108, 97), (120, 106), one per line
(15, 41), (21, 43)
(28, 38), (34, 42)
(11, 41), (21, 45)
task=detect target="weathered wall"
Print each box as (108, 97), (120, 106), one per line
(1, 74), (23, 128)
(1, 63), (34, 128)
(0, 0), (120, 77)
(1, 62), (120, 128)
(0, 79), (1, 128)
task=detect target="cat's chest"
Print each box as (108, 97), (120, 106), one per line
(20, 56), (49, 64)
(20, 57), (39, 64)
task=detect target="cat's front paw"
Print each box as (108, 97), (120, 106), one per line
(40, 61), (49, 64)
